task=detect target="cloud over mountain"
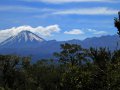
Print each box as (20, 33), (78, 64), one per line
(0, 25), (60, 42)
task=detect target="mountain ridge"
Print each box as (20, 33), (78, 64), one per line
(0, 31), (120, 60)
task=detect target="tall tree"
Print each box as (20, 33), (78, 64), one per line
(54, 43), (87, 66)
(114, 11), (120, 35)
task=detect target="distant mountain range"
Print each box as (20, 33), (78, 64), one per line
(0, 31), (120, 61)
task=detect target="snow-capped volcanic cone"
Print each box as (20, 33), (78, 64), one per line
(0, 30), (45, 48)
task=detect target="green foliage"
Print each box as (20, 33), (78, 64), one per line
(60, 65), (92, 90)
(0, 55), (32, 90)
(114, 12), (120, 35)
(54, 43), (87, 66)
(1, 42), (120, 90)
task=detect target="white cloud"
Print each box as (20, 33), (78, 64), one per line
(22, 0), (119, 3)
(0, 25), (60, 42)
(64, 29), (84, 35)
(88, 29), (107, 35)
(0, 6), (38, 12)
(0, 5), (118, 16)
(53, 7), (118, 15)
(0, 5), (55, 13)
(94, 31), (107, 35)
(88, 29), (97, 32)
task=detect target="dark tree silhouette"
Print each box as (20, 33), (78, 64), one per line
(54, 43), (87, 66)
(114, 11), (120, 35)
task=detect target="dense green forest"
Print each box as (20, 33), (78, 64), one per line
(0, 13), (120, 90)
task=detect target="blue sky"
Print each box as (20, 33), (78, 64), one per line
(0, 0), (120, 42)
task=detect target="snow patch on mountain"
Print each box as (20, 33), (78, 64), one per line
(0, 30), (45, 47)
